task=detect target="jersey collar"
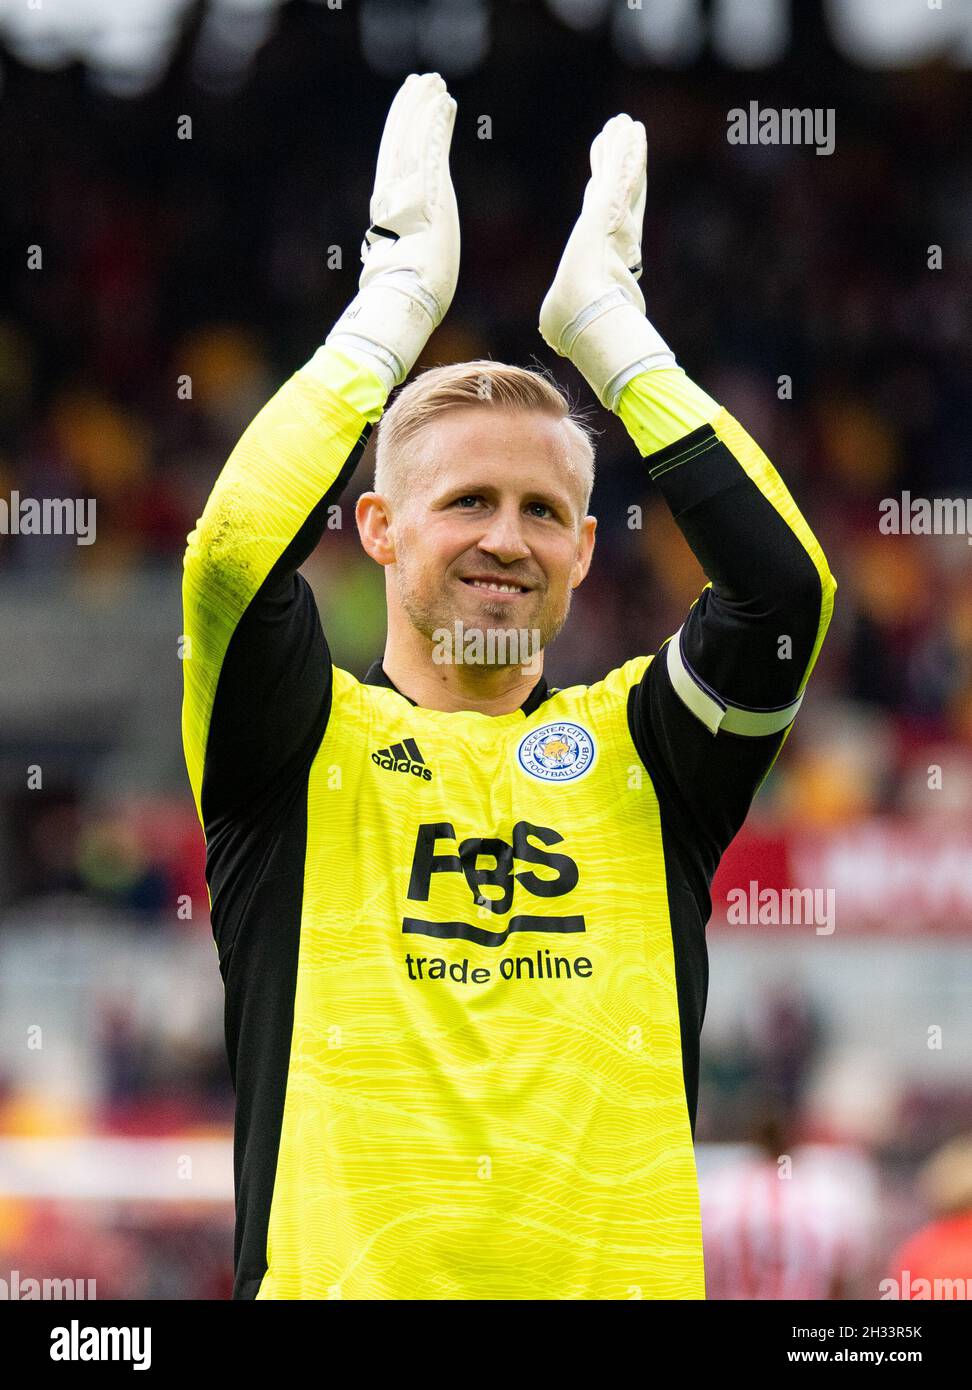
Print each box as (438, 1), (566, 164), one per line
(364, 659), (552, 717)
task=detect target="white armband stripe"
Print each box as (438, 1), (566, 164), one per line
(664, 627), (804, 738)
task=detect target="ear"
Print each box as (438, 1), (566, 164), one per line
(570, 515), (597, 589)
(356, 492), (397, 566)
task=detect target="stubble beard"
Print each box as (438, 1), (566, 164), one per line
(394, 557), (572, 670)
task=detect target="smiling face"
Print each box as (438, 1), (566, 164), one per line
(360, 406), (596, 667)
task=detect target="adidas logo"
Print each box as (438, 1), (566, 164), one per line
(371, 737), (433, 782)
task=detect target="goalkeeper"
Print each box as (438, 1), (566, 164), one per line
(182, 74), (835, 1300)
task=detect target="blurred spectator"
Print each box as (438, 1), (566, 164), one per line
(887, 1135), (972, 1298)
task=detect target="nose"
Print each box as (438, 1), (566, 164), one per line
(476, 504), (531, 564)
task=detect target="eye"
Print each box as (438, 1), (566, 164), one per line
(454, 494), (482, 508)
(527, 501), (553, 518)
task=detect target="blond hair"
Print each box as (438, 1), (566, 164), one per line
(374, 360), (596, 518)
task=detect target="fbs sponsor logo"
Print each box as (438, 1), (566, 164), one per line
(372, 737), (432, 782)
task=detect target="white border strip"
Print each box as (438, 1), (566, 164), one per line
(0, 1138), (233, 1200)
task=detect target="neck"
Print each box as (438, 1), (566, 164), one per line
(382, 639), (544, 715)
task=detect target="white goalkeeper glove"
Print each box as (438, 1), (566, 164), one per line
(539, 114), (676, 412)
(326, 72), (459, 392)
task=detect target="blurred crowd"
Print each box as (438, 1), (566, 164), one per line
(0, 24), (970, 846)
(0, 6), (970, 1299)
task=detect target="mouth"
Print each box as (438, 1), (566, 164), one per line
(460, 577), (533, 598)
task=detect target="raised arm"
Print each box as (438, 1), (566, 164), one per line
(182, 72), (460, 827)
(181, 351), (382, 825)
(540, 115), (836, 868)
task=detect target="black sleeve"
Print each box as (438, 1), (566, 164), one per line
(628, 422), (836, 880)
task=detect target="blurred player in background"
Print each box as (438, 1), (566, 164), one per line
(181, 73), (835, 1298)
(701, 1110), (876, 1299)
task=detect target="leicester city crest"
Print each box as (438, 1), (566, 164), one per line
(517, 721), (596, 784)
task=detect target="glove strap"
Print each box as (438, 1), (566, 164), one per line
(326, 272), (440, 392)
(559, 286), (634, 356)
(565, 297), (678, 411)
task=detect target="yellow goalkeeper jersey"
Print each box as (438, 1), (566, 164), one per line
(182, 347), (835, 1300)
